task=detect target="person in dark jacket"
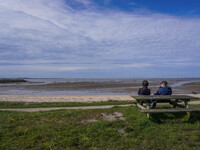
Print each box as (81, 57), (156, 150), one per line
(138, 80), (151, 95)
(152, 81), (172, 108)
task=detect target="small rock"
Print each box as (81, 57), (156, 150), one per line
(81, 119), (97, 124)
(117, 128), (127, 135)
(101, 112), (125, 121)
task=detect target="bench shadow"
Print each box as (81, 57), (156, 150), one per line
(150, 112), (200, 124)
(188, 112), (200, 123)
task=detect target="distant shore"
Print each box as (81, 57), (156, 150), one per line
(0, 78), (27, 83)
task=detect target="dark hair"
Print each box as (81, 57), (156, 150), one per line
(142, 80), (149, 87)
(160, 81), (168, 86)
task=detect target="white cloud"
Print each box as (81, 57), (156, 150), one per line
(0, 0), (200, 77)
(164, 62), (200, 67)
(74, 0), (93, 6)
(104, 0), (112, 5)
(0, 65), (85, 72)
(121, 63), (153, 68)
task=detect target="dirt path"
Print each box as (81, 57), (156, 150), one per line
(0, 104), (134, 112)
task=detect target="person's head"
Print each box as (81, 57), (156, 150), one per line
(142, 80), (149, 87)
(160, 81), (168, 87)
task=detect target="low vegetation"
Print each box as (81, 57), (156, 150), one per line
(0, 78), (27, 83)
(0, 100), (133, 108)
(0, 104), (200, 150)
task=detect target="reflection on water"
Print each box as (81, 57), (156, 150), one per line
(171, 80), (200, 87)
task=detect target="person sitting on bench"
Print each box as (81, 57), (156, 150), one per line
(152, 81), (172, 108)
(138, 80), (151, 95)
(154, 81), (172, 95)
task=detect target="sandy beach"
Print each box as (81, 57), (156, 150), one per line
(0, 94), (200, 103)
(0, 94), (134, 103)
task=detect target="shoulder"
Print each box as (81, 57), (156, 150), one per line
(166, 86), (172, 89)
(145, 87), (150, 90)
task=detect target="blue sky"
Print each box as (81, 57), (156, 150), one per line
(0, 0), (200, 78)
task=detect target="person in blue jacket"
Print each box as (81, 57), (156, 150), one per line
(154, 81), (172, 95)
(152, 81), (172, 108)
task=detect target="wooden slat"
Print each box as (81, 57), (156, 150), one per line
(169, 102), (185, 108)
(141, 108), (200, 113)
(132, 95), (196, 100)
(131, 95), (198, 103)
(136, 103), (146, 110)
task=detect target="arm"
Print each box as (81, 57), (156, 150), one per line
(138, 88), (141, 95)
(154, 87), (161, 95)
(169, 87), (172, 95)
(149, 89), (151, 95)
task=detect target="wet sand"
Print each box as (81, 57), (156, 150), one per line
(0, 79), (199, 95)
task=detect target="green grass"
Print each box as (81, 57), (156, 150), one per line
(0, 98), (199, 109)
(0, 100), (133, 108)
(0, 78), (27, 83)
(0, 105), (200, 150)
(190, 98), (200, 101)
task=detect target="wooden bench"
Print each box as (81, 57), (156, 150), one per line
(132, 95), (199, 118)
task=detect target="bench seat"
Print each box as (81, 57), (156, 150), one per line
(141, 108), (200, 113)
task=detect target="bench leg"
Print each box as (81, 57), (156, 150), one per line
(184, 101), (191, 119)
(173, 99), (178, 108)
(184, 101), (189, 108)
(146, 102), (151, 118)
